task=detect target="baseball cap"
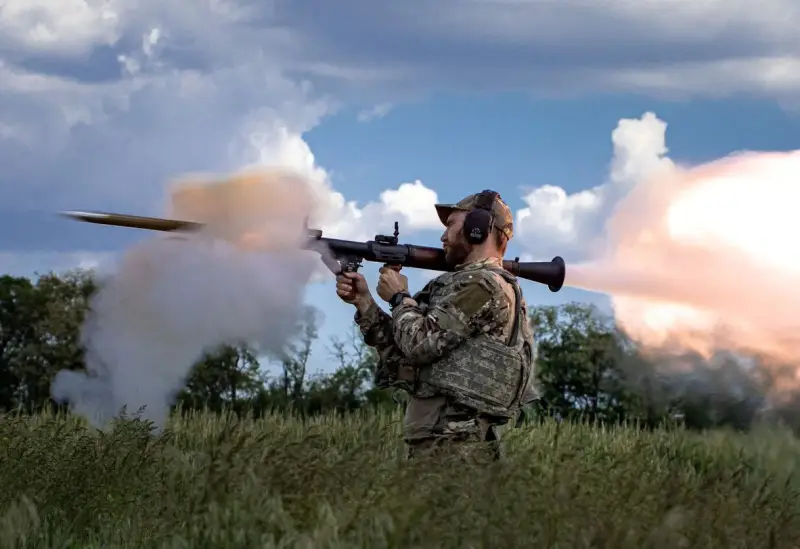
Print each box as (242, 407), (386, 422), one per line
(434, 190), (514, 240)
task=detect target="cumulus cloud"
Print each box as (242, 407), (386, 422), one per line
(516, 112), (676, 261)
(236, 127), (441, 241)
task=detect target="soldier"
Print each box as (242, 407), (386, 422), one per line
(335, 190), (536, 462)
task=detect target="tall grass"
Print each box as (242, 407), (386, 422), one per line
(1, 407), (798, 548)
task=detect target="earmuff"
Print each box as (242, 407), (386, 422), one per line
(463, 189), (499, 244)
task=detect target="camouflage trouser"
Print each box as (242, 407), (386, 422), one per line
(405, 417), (505, 463)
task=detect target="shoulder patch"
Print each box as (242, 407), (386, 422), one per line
(445, 270), (504, 318)
(450, 268), (502, 289)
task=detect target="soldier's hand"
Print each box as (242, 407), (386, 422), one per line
(377, 266), (409, 302)
(336, 272), (372, 309)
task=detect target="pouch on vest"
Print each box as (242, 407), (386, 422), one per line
(416, 268), (533, 418)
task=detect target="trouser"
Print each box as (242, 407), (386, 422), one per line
(405, 417), (505, 462)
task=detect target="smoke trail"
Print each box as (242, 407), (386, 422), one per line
(51, 168), (329, 429)
(566, 150), (800, 424)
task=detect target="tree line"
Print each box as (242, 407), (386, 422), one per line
(0, 269), (776, 431)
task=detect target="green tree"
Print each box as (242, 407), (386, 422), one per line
(531, 302), (633, 424)
(0, 269), (96, 411)
(179, 343), (265, 412)
(303, 326), (395, 415)
(0, 275), (38, 409)
(278, 305), (319, 406)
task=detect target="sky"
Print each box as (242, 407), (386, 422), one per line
(2, 0), (800, 378)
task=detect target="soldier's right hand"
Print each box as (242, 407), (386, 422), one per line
(336, 271), (371, 308)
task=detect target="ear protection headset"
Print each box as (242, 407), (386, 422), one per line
(463, 189), (500, 244)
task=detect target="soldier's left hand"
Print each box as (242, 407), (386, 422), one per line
(377, 266), (409, 302)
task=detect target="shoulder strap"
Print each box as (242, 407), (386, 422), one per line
(486, 267), (534, 413)
(485, 267), (523, 348)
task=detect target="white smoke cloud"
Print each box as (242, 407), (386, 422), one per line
(50, 170), (323, 429)
(41, 150), (443, 429)
(49, 234), (319, 428)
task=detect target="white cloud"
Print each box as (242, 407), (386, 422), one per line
(2, 0), (798, 281)
(0, 1), (330, 223)
(233, 121), (441, 241)
(315, 179), (441, 241)
(515, 112), (676, 261)
(357, 103), (393, 122)
(0, 0), (121, 56)
(378, 181), (441, 230)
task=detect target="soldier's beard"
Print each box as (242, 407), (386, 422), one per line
(444, 237), (471, 267)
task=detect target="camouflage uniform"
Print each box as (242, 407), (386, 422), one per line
(354, 193), (537, 462)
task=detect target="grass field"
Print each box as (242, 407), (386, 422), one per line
(1, 408), (799, 549)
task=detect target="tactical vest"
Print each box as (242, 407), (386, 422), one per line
(415, 267), (534, 419)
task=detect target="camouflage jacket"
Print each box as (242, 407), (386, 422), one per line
(354, 257), (536, 400)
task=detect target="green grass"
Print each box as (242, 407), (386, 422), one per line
(1, 408), (799, 548)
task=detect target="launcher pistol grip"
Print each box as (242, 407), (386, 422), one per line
(340, 255), (363, 273)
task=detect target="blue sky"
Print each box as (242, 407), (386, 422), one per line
(2, 1), (799, 378)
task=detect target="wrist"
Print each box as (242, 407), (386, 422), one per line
(389, 291), (412, 310)
(355, 296), (376, 315)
